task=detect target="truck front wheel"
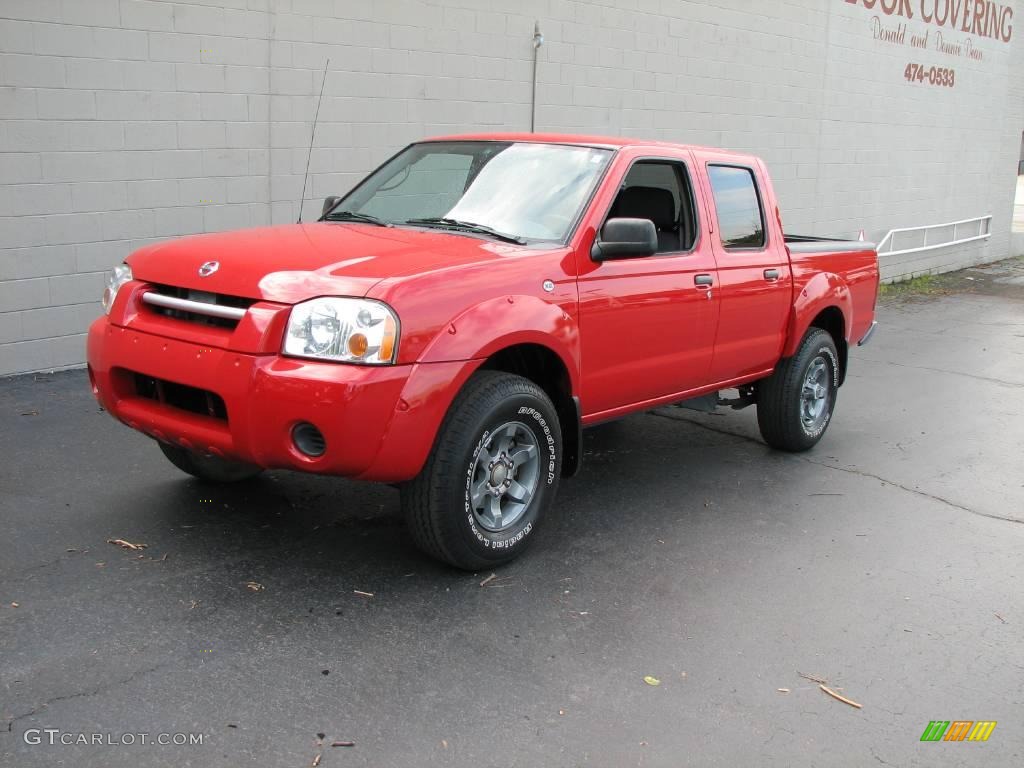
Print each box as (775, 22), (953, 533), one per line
(402, 371), (562, 570)
(158, 442), (263, 483)
(756, 328), (839, 452)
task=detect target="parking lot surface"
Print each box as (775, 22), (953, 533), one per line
(2, 259), (1022, 767)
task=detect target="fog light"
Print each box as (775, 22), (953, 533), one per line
(292, 422), (326, 457)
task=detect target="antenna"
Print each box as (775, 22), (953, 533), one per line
(297, 58), (330, 224)
(530, 22), (543, 133)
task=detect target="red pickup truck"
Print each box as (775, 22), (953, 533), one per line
(88, 133), (878, 569)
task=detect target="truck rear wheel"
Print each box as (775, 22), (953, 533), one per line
(158, 442), (263, 483)
(756, 328), (839, 452)
(401, 371), (562, 570)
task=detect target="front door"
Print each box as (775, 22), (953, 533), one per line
(577, 154), (720, 418)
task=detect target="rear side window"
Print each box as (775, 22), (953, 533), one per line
(707, 165), (765, 249)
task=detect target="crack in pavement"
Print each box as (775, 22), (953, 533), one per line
(870, 747), (893, 766)
(5, 662), (170, 733)
(649, 410), (1024, 526)
(856, 357), (1022, 388)
(797, 455), (1024, 525)
(0, 548), (93, 584)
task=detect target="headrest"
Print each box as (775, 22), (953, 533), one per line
(610, 186), (676, 230)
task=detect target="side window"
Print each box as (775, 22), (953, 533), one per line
(360, 152), (473, 221)
(707, 165), (765, 249)
(606, 161), (697, 253)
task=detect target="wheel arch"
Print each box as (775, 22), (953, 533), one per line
(478, 343), (582, 478)
(808, 306), (848, 386)
(784, 273), (853, 385)
(417, 295), (582, 477)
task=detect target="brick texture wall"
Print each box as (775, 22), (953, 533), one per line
(1, 0), (1021, 375)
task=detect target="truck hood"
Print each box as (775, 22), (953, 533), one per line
(126, 222), (531, 304)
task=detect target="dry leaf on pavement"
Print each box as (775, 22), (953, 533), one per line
(820, 684), (862, 709)
(107, 538), (148, 551)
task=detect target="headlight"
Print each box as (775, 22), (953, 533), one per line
(102, 264), (133, 315)
(283, 297), (399, 364)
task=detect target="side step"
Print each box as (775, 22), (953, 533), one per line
(674, 386), (756, 413)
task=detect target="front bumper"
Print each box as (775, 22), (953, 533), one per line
(87, 317), (474, 482)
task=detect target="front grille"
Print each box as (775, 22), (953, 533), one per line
(145, 284), (255, 329)
(133, 372), (228, 421)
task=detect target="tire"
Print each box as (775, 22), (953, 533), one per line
(756, 328), (840, 452)
(401, 371), (562, 570)
(158, 441), (263, 483)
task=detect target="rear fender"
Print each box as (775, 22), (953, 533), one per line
(783, 272), (853, 358)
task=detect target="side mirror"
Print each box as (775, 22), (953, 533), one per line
(321, 196), (340, 218)
(591, 218), (658, 261)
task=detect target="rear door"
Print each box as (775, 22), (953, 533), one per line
(575, 148), (720, 418)
(697, 154), (791, 381)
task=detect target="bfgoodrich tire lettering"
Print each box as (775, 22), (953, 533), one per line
(402, 371), (562, 570)
(756, 328), (839, 452)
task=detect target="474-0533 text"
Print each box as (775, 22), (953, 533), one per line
(904, 62), (955, 86)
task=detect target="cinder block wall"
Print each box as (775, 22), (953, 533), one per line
(1, 0), (1021, 375)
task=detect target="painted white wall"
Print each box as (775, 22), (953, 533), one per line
(1013, 175), (1024, 257)
(1, 0), (1022, 374)
(1015, 175), (1024, 228)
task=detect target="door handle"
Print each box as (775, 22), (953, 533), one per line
(694, 274), (713, 286)
(763, 268), (780, 281)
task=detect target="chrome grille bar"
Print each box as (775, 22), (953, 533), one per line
(142, 291), (247, 321)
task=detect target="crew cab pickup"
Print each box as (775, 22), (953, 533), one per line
(88, 133), (879, 569)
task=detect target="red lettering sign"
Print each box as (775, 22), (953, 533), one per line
(846, 0), (1012, 41)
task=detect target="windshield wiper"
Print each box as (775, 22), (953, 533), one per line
(403, 217), (526, 245)
(323, 210), (391, 227)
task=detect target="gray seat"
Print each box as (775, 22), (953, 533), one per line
(609, 186), (680, 252)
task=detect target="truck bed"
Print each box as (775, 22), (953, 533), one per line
(784, 234), (877, 254)
(783, 234), (879, 348)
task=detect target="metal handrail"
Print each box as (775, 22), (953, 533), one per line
(876, 215), (991, 258)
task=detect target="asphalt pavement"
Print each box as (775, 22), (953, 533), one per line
(2, 258), (1022, 767)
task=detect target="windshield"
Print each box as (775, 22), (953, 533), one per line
(328, 141), (613, 242)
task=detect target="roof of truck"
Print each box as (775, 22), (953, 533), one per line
(420, 132), (750, 157)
